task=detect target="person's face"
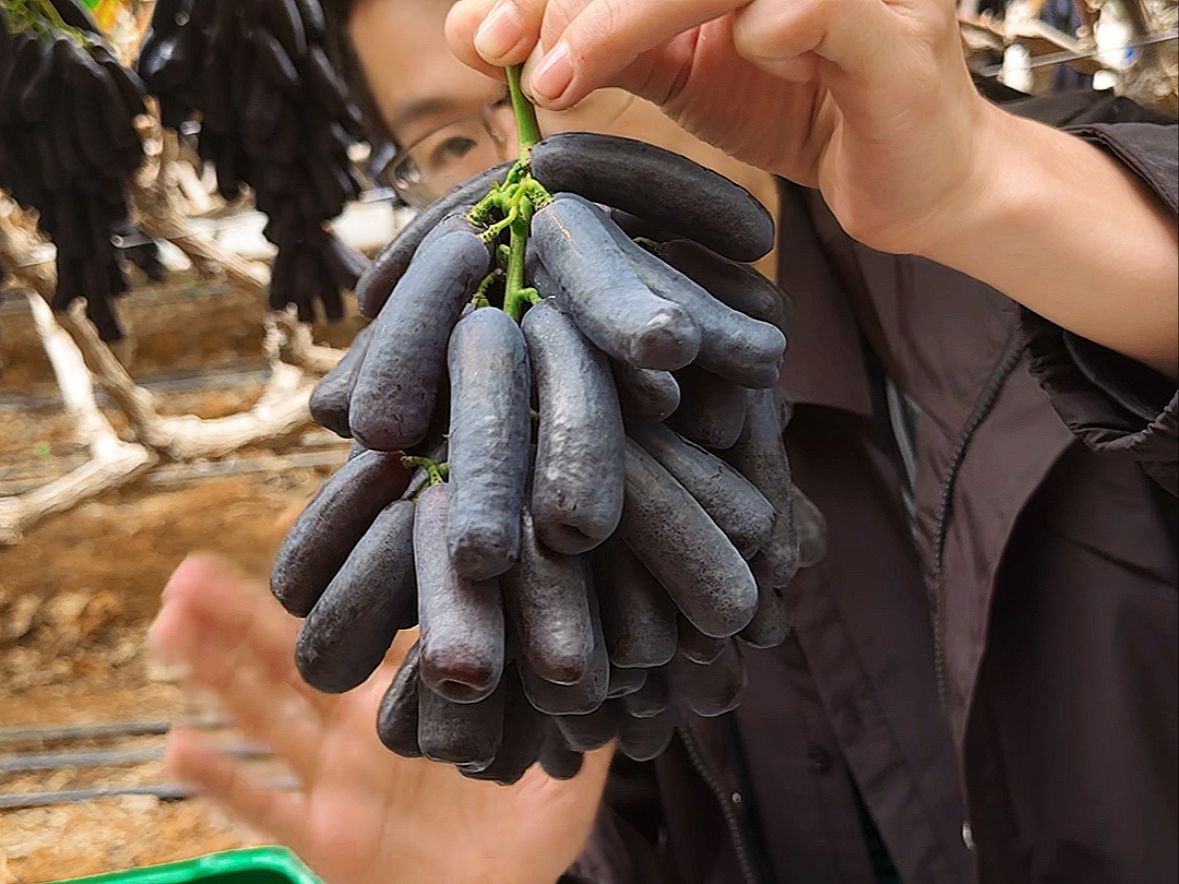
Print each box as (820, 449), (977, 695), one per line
(350, 1), (501, 149)
(348, 0), (633, 206)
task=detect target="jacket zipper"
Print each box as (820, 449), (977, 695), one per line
(930, 331), (1028, 708)
(679, 727), (762, 884)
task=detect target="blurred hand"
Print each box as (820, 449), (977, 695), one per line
(447, 0), (997, 256)
(150, 555), (611, 884)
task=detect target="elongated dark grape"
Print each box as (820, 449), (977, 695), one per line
(531, 194), (700, 371)
(520, 591), (609, 715)
(418, 674), (505, 769)
(630, 421), (774, 560)
(271, 450), (407, 616)
(295, 500), (417, 693)
(726, 389), (801, 587)
(617, 707), (677, 762)
(16, 37), (54, 123)
(356, 162), (512, 317)
(555, 704), (617, 752)
(617, 439), (757, 638)
(457, 669), (548, 785)
(739, 557), (790, 650)
(751, 516), (799, 593)
(667, 366), (749, 451)
(612, 362), (680, 422)
(308, 324), (373, 439)
(607, 666), (647, 699)
(605, 207), (674, 242)
(1, 37), (40, 125)
(609, 229), (786, 388)
(304, 45), (348, 117)
(669, 640), (747, 718)
(501, 508), (595, 685)
(622, 668), (670, 719)
(99, 54), (148, 118)
(266, 0), (307, 61)
(523, 298), (624, 554)
(416, 209), (486, 255)
(47, 0), (101, 34)
(525, 239), (556, 296)
(295, 0), (326, 37)
(593, 537), (677, 669)
(795, 488), (829, 569)
(350, 229), (490, 451)
(323, 233), (368, 291)
(656, 239), (793, 338)
(531, 133), (775, 263)
(538, 728), (584, 780)
(676, 614), (728, 665)
(253, 28), (299, 92)
(446, 308), (531, 580)
(415, 483), (505, 704)
(377, 642), (422, 758)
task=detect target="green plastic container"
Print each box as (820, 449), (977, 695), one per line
(57, 848), (322, 884)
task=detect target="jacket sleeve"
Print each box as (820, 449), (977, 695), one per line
(1021, 121), (1179, 497)
(560, 757), (676, 883)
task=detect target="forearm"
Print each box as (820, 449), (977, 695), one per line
(919, 101), (1178, 378)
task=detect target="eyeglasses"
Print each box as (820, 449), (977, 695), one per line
(381, 90), (637, 209)
(382, 96), (515, 209)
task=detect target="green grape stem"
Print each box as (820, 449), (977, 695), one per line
(507, 64), (542, 157)
(401, 456), (450, 486)
(466, 64), (550, 324)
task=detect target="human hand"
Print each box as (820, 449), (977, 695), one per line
(447, 0), (998, 256)
(149, 555), (612, 884)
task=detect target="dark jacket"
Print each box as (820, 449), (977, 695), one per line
(567, 89), (1178, 884)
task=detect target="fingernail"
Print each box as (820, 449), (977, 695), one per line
(530, 42), (574, 102)
(474, 1), (523, 60)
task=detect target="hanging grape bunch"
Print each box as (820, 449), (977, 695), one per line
(274, 70), (828, 782)
(139, 0), (369, 323)
(0, 0), (149, 341)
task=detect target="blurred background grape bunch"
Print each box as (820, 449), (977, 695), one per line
(138, 0), (371, 324)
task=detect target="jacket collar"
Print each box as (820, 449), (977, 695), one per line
(775, 180), (876, 418)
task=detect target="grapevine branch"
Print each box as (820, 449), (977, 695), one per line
(0, 293), (157, 546)
(0, 195), (322, 543)
(132, 126), (270, 293)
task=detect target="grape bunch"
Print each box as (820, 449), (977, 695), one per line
(273, 127), (827, 783)
(139, 0), (369, 323)
(0, 0), (149, 341)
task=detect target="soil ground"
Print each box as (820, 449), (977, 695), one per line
(0, 280), (352, 883)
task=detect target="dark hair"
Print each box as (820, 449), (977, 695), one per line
(323, 0), (397, 148)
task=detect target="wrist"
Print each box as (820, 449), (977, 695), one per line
(831, 86), (1010, 258)
(906, 98), (1030, 262)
